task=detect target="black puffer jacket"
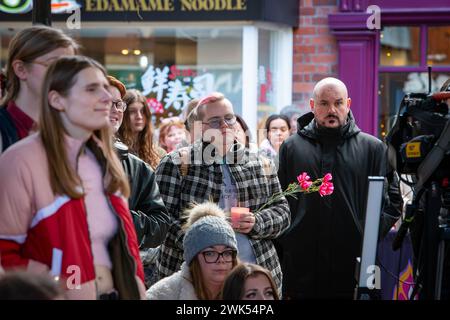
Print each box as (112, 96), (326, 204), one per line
(115, 141), (170, 249)
(277, 111), (402, 299)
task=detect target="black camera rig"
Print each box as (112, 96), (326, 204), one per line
(385, 87), (450, 300)
(386, 91), (450, 179)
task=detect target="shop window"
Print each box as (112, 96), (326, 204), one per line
(257, 29), (276, 142)
(378, 25), (450, 138)
(378, 72), (450, 138)
(427, 26), (450, 66)
(380, 27), (420, 67)
(0, 24), (292, 133)
(67, 26), (243, 125)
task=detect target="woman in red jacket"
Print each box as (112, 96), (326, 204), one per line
(0, 56), (145, 300)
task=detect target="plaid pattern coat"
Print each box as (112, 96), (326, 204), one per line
(153, 141), (290, 293)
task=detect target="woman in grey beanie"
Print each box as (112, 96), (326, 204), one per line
(146, 202), (239, 300)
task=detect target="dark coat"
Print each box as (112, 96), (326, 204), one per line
(0, 108), (19, 153)
(277, 111), (402, 299)
(115, 141), (170, 249)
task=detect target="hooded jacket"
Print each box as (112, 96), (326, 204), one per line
(277, 111), (402, 299)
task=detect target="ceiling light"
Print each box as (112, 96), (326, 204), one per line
(139, 56), (149, 68)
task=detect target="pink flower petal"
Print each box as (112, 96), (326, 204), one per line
(297, 172), (311, 186)
(301, 180), (312, 190)
(323, 173), (333, 182)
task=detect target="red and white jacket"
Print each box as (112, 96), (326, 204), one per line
(0, 133), (146, 299)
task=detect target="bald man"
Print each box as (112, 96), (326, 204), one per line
(277, 77), (402, 299)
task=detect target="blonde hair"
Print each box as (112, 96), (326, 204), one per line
(39, 56), (129, 198)
(194, 92), (226, 120)
(119, 89), (160, 169)
(2, 25), (78, 105)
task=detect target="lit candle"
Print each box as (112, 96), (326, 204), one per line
(230, 207), (249, 228)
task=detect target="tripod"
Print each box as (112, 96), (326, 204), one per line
(435, 224), (450, 299)
(410, 181), (449, 300)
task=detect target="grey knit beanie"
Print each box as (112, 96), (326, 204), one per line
(183, 202), (238, 265)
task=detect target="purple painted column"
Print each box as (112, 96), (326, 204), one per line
(338, 33), (377, 135)
(331, 2), (378, 135)
(329, 13), (378, 135)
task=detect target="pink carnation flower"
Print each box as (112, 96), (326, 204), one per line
(319, 182), (334, 197)
(297, 172), (312, 190)
(323, 173), (333, 183)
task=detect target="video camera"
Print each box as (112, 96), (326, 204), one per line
(385, 84), (450, 300)
(386, 91), (450, 177)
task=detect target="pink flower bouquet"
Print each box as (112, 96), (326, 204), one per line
(255, 172), (334, 213)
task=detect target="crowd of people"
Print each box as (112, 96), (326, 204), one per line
(0, 25), (414, 300)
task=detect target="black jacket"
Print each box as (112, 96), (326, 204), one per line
(115, 141), (170, 249)
(0, 108), (19, 153)
(277, 111), (402, 299)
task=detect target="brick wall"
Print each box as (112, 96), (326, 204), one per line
(292, 0), (339, 109)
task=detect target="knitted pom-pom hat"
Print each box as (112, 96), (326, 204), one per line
(182, 202), (238, 265)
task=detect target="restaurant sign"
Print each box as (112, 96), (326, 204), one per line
(0, 0), (298, 26)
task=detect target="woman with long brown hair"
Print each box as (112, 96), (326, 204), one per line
(221, 263), (279, 300)
(0, 25), (78, 153)
(0, 56), (145, 300)
(118, 89), (163, 169)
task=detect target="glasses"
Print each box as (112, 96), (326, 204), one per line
(203, 115), (237, 129)
(201, 250), (237, 264)
(112, 100), (127, 113)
